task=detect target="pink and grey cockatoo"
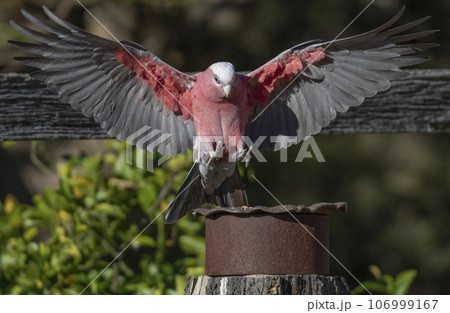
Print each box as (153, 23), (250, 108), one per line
(10, 6), (436, 223)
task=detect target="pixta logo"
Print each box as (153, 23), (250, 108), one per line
(192, 135), (325, 163)
(126, 126), (172, 172)
(126, 126), (325, 172)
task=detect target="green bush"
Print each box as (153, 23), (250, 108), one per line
(0, 140), (205, 294)
(353, 265), (417, 295)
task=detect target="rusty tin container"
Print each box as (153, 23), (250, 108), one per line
(193, 202), (346, 276)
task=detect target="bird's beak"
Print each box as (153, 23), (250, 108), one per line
(222, 84), (232, 98)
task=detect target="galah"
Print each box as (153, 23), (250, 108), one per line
(10, 6), (437, 223)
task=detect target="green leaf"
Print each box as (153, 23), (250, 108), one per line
(23, 227), (38, 241)
(175, 275), (187, 294)
(1, 141), (18, 148)
(382, 274), (396, 294)
(178, 235), (205, 257)
(119, 260), (135, 277)
(39, 242), (49, 258)
(186, 266), (205, 277)
(95, 203), (126, 219)
(177, 218), (203, 235)
(137, 184), (158, 210)
(369, 264), (382, 280)
(394, 269), (417, 295)
(134, 235), (156, 248)
(4, 194), (19, 215)
(353, 280), (388, 294)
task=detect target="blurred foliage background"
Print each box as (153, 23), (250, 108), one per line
(0, 0), (449, 294)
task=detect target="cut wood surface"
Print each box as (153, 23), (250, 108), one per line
(184, 274), (351, 295)
(1, 69), (449, 142)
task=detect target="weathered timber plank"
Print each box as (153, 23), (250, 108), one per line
(0, 70), (449, 141)
(184, 275), (351, 295)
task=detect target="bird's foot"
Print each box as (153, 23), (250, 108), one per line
(236, 149), (246, 160)
(206, 139), (225, 167)
(237, 146), (252, 166)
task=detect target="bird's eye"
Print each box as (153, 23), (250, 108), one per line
(214, 75), (219, 83)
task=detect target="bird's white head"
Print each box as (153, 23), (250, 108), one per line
(210, 62), (236, 97)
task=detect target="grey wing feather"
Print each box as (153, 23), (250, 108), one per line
(10, 6), (196, 156)
(246, 6), (438, 152)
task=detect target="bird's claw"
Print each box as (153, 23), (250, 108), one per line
(206, 139), (225, 167)
(237, 146), (252, 166)
(236, 149), (247, 160)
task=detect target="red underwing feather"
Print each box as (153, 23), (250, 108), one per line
(247, 47), (326, 104)
(115, 46), (194, 120)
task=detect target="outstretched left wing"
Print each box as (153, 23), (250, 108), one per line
(245, 6), (438, 152)
(10, 6), (196, 156)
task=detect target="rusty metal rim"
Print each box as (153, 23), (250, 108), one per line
(193, 202), (346, 217)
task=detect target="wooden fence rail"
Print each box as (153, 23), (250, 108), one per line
(1, 69), (449, 142)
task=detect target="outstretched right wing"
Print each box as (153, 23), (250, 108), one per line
(10, 6), (197, 156)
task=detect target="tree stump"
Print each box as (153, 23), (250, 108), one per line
(184, 275), (351, 295)
(186, 204), (351, 295)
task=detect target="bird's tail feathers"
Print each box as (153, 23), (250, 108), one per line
(213, 166), (248, 207)
(164, 163), (204, 224)
(163, 164), (248, 224)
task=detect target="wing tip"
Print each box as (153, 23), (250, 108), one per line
(20, 8), (37, 21)
(42, 5), (70, 29)
(9, 19), (21, 30)
(42, 6), (54, 19)
(390, 5), (406, 25)
(7, 40), (28, 50)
